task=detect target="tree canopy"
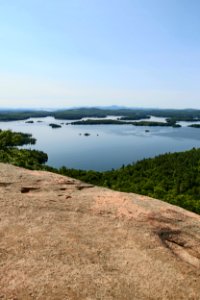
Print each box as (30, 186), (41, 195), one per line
(0, 130), (47, 168)
(58, 148), (200, 214)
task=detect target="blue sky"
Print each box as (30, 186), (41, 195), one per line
(0, 0), (200, 108)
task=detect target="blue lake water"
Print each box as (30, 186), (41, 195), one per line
(1, 116), (200, 171)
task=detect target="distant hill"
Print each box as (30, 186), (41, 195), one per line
(0, 107), (200, 121)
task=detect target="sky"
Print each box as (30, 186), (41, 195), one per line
(0, 0), (200, 109)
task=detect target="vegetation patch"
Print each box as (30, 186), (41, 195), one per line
(49, 123), (62, 128)
(189, 124), (200, 128)
(59, 148), (200, 214)
(0, 129), (47, 168)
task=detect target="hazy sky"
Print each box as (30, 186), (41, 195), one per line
(0, 0), (200, 109)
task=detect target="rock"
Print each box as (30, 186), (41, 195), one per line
(0, 163), (200, 299)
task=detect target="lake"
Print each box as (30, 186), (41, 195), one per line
(1, 116), (200, 171)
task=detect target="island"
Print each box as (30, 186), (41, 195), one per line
(25, 120), (34, 123)
(188, 124), (200, 128)
(49, 123), (62, 129)
(71, 119), (181, 127)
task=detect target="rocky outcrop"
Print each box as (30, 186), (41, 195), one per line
(0, 163), (200, 299)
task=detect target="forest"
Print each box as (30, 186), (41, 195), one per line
(58, 148), (200, 214)
(0, 129), (200, 214)
(1, 107), (200, 122)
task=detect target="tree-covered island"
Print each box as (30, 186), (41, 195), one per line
(49, 123), (62, 128)
(188, 124), (200, 128)
(71, 119), (181, 127)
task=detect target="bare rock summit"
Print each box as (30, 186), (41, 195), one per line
(0, 163), (200, 299)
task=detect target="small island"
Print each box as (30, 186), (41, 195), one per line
(25, 120), (34, 124)
(172, 124), (182, 128)
(49, 123), (62, 129)
(71, 119), (127, 125)
(188, 124), (200, 128)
